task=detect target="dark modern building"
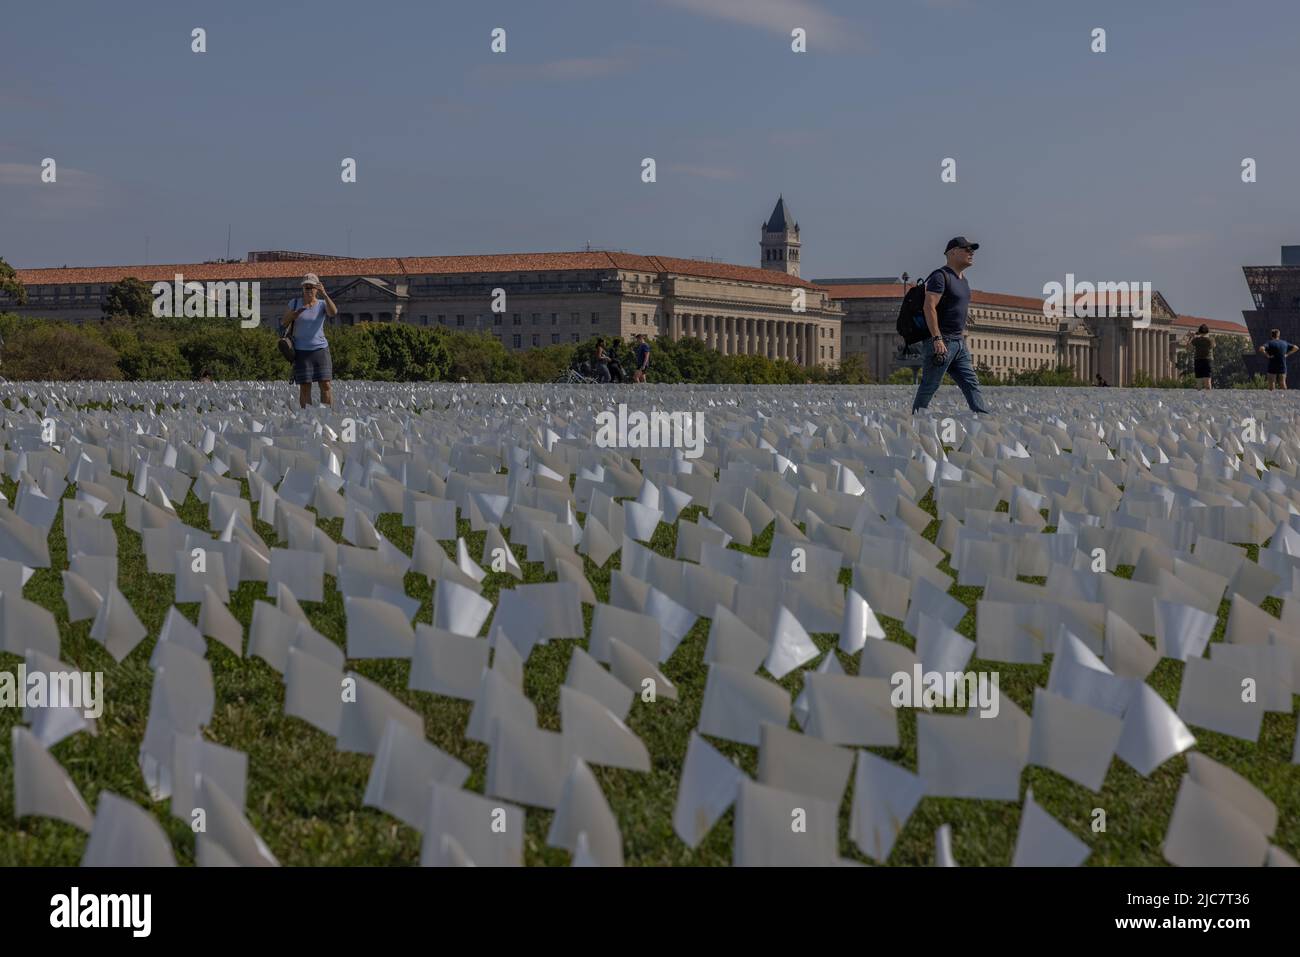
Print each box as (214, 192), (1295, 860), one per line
(1243, 247), (1300, 386)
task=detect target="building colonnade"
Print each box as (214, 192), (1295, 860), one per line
(669, 312), (824, 366)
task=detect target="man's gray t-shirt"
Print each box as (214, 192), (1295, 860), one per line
(925, 266), (971, 336)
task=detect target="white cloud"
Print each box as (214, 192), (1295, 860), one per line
(659, 0), (867, 51)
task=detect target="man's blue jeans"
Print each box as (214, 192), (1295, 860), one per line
(911, 335), (990, 414)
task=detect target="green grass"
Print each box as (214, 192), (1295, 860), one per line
(1, 462), (1297, 867)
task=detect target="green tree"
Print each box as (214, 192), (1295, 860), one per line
(178, 323), (283, 379)
(5, 323), (121, 380)
(1208, 334), (1256, 388)
(117, 340), (191, 380)
(364, 322), (450, 381)
(648, 336), (721, 384)
(1008, 362), (1083, 387)
(0, 258), (27, 306)
(518, 344), (575, 382)
(102, 277), (155, 318)
(438, 329), (521, 382)
(326, 324), (380, 380)
(829, 352), (872, 384)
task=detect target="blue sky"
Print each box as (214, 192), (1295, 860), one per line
(4, 0), (1298, 323)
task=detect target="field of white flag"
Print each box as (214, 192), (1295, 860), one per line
(2, 382), (1298, 866)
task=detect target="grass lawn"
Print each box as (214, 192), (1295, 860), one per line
(1, 444), (1297, 866)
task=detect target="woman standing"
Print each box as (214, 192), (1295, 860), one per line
(1187, 324), (1213, 389)
(282, 272), (336, 407)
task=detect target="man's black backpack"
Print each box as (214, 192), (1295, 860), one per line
(896, 278), (930, 345)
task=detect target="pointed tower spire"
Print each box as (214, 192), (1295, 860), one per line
(760, 195), (801, 276)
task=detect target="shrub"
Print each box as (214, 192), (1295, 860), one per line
(326, 325), (380, 380)
(118, 339), (191, 380)
(5, 322), (122, 380)
(364, 322), (451, 381)
(438, 329), (521, 382)
(518, 344), (575, 382)
(830, 352), (872, 384)
(178, 323), (283, 380)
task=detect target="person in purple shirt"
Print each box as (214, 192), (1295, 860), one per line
(281, 272), (337, 407)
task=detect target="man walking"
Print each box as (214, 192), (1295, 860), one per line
(912, 237), (991, 415)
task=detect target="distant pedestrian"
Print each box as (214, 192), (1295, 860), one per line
(593, 338), (612, 383)
(911, 237), (991, 415)
(1259, 328), (1298, 390)
(1187, 324), (1213, 389)
(632, 334), (650, 382)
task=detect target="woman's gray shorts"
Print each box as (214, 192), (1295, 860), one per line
(292, 347), (332, 384)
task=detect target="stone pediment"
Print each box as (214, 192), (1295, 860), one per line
(329, 277), (408, 302)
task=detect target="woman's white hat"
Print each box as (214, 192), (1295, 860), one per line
(301, 272), (321, 287)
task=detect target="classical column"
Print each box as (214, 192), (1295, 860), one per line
(789, 323), (797, 364)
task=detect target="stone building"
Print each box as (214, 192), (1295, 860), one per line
(821, 278), (1194, 386)
(3, 199), (844, 369)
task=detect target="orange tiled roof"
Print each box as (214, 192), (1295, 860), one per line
(1173, 314), (1250, 335)
(14, 251), (822, 289)
(821, 282), (1046, 311)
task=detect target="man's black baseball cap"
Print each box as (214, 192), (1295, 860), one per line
(945, 236), (980, 252)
